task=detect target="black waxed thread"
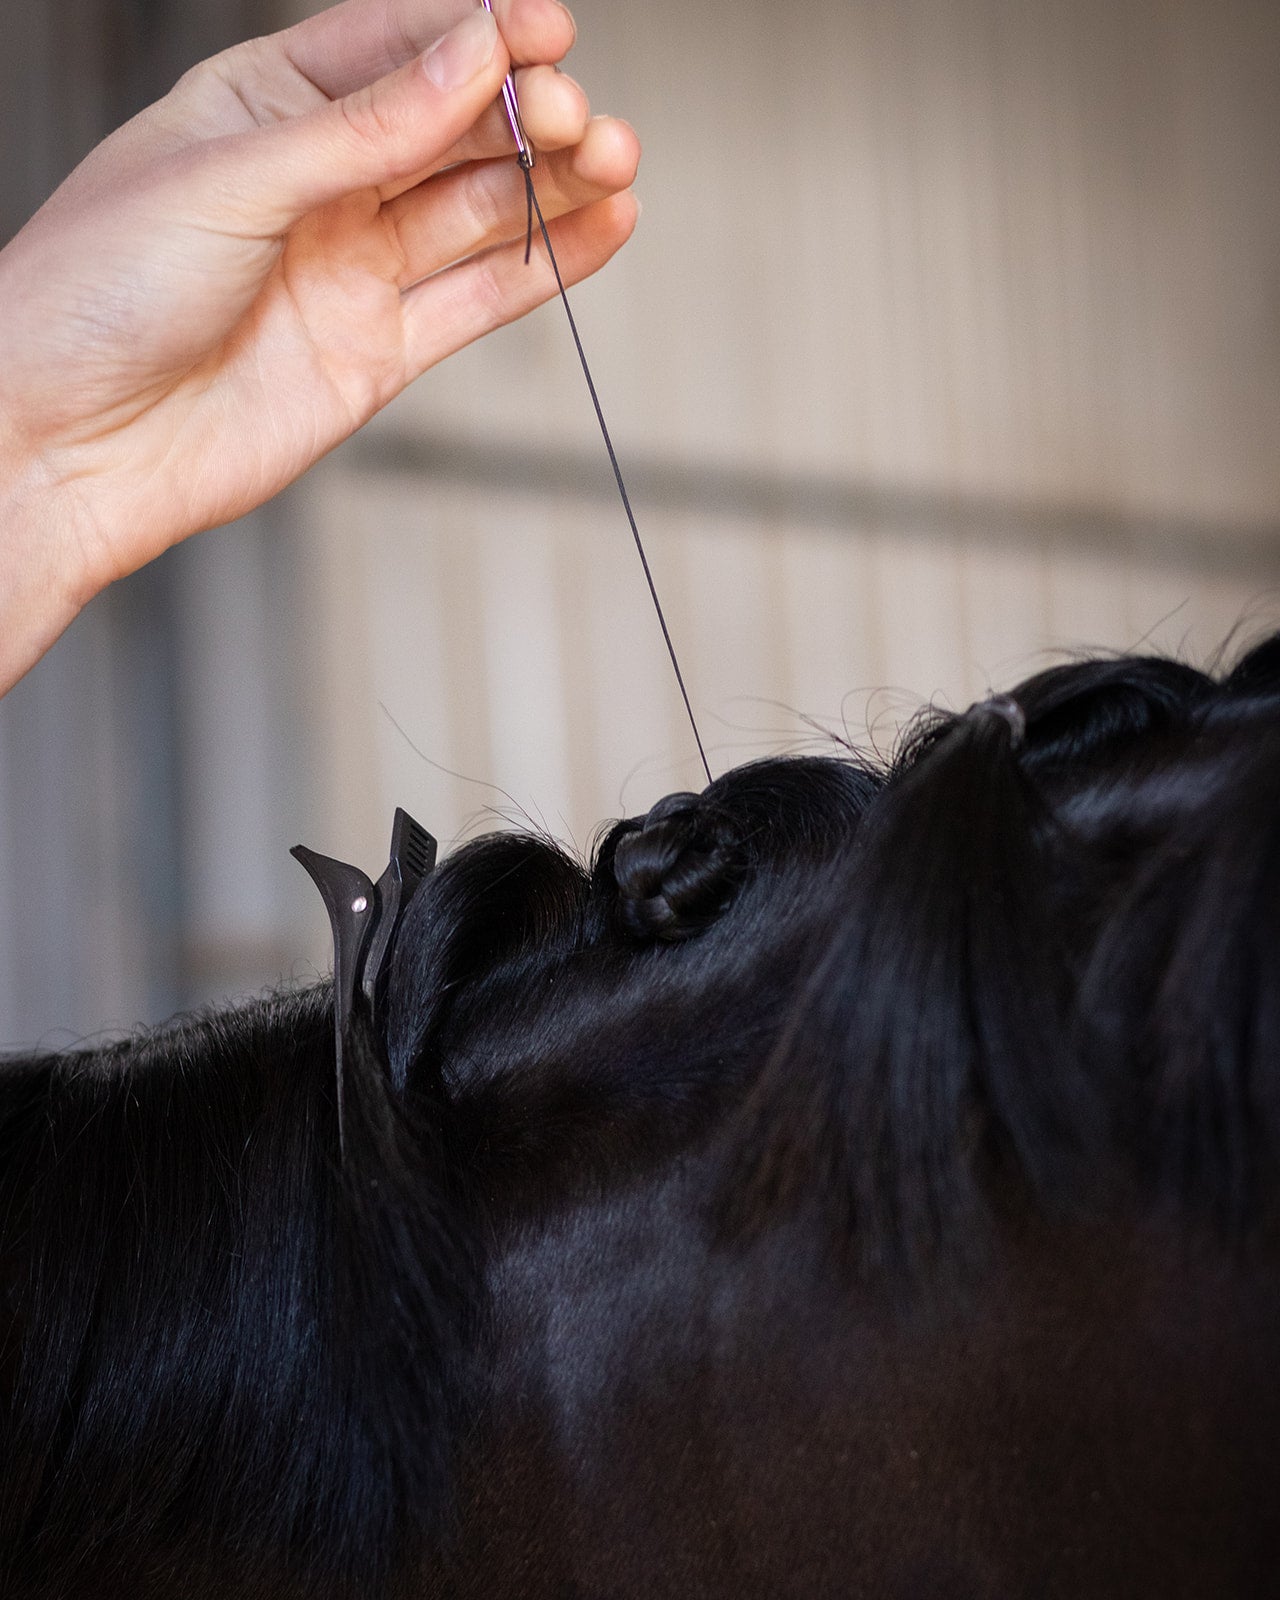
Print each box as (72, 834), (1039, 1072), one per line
(523, 167), (713, 788)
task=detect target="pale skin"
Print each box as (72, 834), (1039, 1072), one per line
(0, 0), (640, 695)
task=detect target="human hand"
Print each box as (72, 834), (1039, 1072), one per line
(0, 0), (639, 693)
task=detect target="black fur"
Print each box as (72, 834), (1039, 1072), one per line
(4, 643), (1280, 1597)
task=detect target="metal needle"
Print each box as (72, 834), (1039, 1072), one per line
(479, 0), (536, 169)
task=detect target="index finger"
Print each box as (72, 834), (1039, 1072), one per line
(277, 0), (575, 102)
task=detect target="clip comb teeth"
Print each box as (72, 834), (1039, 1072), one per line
(396, 811), (437, 883)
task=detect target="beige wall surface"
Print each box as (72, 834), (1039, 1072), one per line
(304, 0), (1280, 870)
(1, 0), (1277, 1035)
(375, 0), (1280, 519)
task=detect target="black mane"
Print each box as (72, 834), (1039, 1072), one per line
(3, 638), (1280, 1596)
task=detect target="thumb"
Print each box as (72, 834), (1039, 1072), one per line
(207, 9), (509, 234)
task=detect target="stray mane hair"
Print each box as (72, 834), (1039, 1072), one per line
(3, 637), (1280, 1597)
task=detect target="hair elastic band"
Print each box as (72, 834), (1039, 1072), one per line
(966, 694), (1027, 749)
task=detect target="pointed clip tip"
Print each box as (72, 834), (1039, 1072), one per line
(291, 810), (438, 1050)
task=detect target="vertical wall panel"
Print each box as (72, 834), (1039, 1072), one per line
(3, 0), (1276, 1035)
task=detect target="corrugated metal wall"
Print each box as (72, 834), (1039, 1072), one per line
(303, 0), (1280, 864)
(0, 0), (293, 1041)
(1, 0), (1277, 1038)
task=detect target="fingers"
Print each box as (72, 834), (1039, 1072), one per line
(441, 61), (589, 160)
(200, 10), (515, 235)
(372, 63), (591, 203)
(400, 189), (639, 376)
(387, 113), (639, 288)
(257, 0), (574, 111)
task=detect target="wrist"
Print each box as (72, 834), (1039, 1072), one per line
(0, 434), (100, 695)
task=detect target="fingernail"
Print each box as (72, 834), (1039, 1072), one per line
(554, 1), (578, 48)
(423, 10), (497, 92)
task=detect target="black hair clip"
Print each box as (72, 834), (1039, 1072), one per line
(291, 808), (437, 1152)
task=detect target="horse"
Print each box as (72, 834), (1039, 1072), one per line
(3, 637), (1280, 1599)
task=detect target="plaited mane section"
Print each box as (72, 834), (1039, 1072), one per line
(6, 643), (1280, 1597)
(724, 641), (1280, 1270)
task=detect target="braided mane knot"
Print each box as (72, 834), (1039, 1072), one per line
(611, 791), (745, 943)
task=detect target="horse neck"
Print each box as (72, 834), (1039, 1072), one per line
(434, 1178), (1280, 1600)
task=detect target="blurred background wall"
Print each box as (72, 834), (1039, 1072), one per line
(1, 0), (1277, 1044)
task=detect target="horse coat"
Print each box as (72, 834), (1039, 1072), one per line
(3, 641), (1280, 1598)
